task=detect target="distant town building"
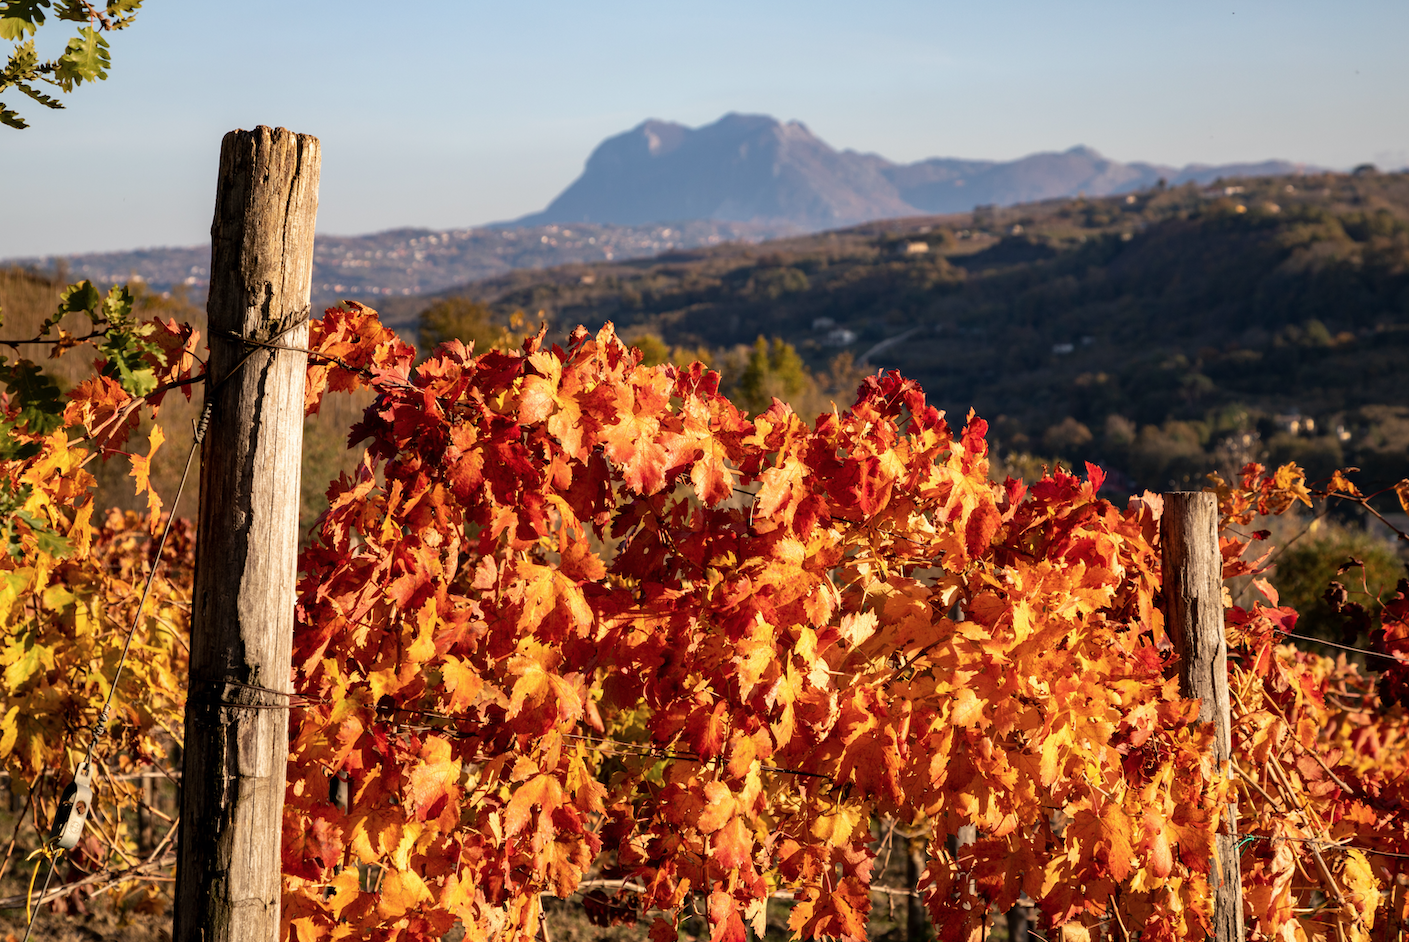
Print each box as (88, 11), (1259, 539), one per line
(1274, 413), (1316, 435)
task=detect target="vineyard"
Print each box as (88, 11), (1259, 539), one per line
(1, 129), (1408, 942)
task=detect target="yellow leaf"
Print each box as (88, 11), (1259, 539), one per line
(1040, 727), (1071, 787)
(377, 867), (433, 916)
(389, 820), (424, 870)
(1333, 848), (1378, 942)
(0, 705), (18, 758)
(838, 610), (877, 648)
(809, 802), (863, 844)
(407, 598), (437, 663)
(440, 656), (482, 713)
(950, 687), (984, 728)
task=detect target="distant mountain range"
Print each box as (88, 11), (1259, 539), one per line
(2, 113), (1314, 304)
(4, 220), (790, 312)
(517, 113), (1313, 231)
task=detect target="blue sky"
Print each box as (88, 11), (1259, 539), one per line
(3, 0), (1407, 257)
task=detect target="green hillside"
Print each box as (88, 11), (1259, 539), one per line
(381, 170), (1409, 499)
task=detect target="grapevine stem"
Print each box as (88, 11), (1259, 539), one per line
(1110, 895), (1130, 942)
(1265, 752), (1348, 911)
(1252, 688), (1356, 793)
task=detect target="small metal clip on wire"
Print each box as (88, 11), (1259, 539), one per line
(21, 762), (92, 941)
(48, 763), (94, 851)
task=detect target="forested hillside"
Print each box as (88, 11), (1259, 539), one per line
(384, 169), (1409, 501)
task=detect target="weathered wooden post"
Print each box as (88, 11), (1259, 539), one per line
(1161, 491), (1244, 942)
(175, 126), (320, 942)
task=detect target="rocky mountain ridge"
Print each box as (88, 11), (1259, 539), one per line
(518, 112), (1312, 230)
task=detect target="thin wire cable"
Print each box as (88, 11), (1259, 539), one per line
(78, 401), (210, 774)
(1236, 832), (1409, 860)
(1279, 630), (1403, 664)
(22, 854), (58, 942)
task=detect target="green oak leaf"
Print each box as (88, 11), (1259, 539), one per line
(2, 35), (37, 72)
(57, 279), (101, 319)
(101, 283), (134, 325)
(52, 26), (109, 90)
(0, 0), (49, 40)
(15, 80), (59, 107)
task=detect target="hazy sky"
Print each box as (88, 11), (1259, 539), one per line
(3, 0), (1407, 258)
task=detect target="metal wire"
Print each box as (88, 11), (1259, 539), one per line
(78, 400), (211, 775)
(1280, 630), (1403, 663)
(21, 853), (57, 942)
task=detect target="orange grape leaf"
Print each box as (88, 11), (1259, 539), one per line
(1099, 803), (1134, 883)
(128, 422), (165, 524)
(690, 436), (733, 507)
(708, 890), (748, 942)
(559, 537), (606, 583)
(504, 773), (565, 839)
(698, 781), (737, 833)
(439, 656), (482, 713)
(789, 879), (870, 941)
(63, 373), (138, 452)
(688, 700), (728, 760)
(283, 814), (343, 880)
(407, 736), (462, 822)
(649, 918), (678, 942)
(1327, 469), (1362, 498)
(711, 815), (752, 870)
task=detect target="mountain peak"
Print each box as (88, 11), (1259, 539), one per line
(519, 113), (911, 230)
(516, 114), (1310, 232)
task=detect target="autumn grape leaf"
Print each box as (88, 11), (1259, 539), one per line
(504, 773), (565, 840)
(709, 889), (748, 942)
(406, 737), (462, 823)
(283, 814), (344, 880)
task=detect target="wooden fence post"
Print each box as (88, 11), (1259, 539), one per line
(1161, 491), (1244, 942)
(174, 126), (320, 942)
